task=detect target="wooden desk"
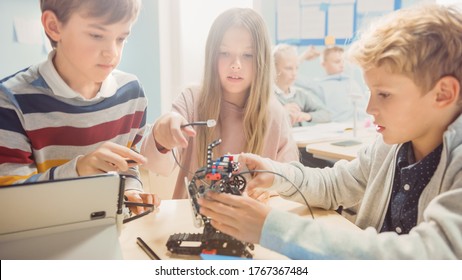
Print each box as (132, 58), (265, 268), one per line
(119, 197), (359, 260)
(306, 134), (377, 161)
(292, 122), (377, 161)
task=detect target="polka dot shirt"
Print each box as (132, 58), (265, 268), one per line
(380, 141), (443, 234)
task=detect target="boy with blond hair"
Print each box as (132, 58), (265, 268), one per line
(198, 4), (462, 259)
(0, 0), (158, 213)
(273, 43), (331, 126)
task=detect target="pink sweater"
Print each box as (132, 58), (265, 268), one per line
(141, 87), (299, 198)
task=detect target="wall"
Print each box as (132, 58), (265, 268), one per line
(0, 0), (45, 78)
(118, 0), (161, 123)
(258, 0), (437, 94)
(0, 0), (161, 123)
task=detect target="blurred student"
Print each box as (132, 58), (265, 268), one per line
(0, 0), (158, 213)
(198, 4), (462, 259)
(141, 8), (299, 199)
(311, 46), (368, 123)
(273, 44), (330, 127)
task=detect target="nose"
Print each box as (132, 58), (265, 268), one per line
(365, 94), (376, 116)
(292, 69), (298, 78)
(231, 56), (241, 70)
(102, 41), (119, 58)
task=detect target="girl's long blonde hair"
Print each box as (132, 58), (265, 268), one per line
(196, 8), (273, 167)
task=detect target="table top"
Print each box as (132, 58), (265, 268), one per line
(292, 122), (377, 161)
(306, 135), (377, 161)
(119, 197), (359, 260)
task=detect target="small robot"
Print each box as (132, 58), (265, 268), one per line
(166, 139), (254, 258)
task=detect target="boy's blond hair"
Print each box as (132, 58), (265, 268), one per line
(322, 46), (344, 63)
(272, 44), (297, 65)
(40, 0), (141, 48)
(196, 8), (272, 166)
(348, 4), (462, 94)
(272, 44), (298, 78)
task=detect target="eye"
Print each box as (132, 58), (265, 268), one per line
(378, 92), (391, 98)
(242, 53), (253, 59)
(219, 52), (230, 57)
(117, 37), (127, 44)
(89, 33), (103, 40)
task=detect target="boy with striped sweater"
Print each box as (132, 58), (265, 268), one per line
(0, 0), (158, 213)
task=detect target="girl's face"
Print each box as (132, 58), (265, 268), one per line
(217, 26), (255, 106)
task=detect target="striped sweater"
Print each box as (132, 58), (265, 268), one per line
(0, 53), (147, 191)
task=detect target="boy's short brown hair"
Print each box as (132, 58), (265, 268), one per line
(40, 0), (141, 47)
(348, 4), (462, 94)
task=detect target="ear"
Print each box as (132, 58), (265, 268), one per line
(433, 76), (460, 108)
(41, 10), (61, 43)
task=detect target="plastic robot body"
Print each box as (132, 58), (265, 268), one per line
(166, 139), (253, 258)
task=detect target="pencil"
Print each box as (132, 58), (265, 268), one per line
(136, 237), (161, 260)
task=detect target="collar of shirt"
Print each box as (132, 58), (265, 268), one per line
(274, 85), (296, 99)
(38, 50), (118, 101)
(321, 73), (350, 82)
(400, 142), (443, 185)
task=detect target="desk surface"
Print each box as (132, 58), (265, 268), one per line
(120, 197), (359, 260)
(306, 135), (376, 161)
(292, 122), (377, 161)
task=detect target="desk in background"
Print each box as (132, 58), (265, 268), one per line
(120, 197), (359, 260)
(292, 122), (377, 161)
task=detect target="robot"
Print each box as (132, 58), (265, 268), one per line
(166, 139), (254, 258)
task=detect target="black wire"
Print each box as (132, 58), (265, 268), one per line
(237, 170), (315, 220)
(172, 148), (315, 219)
(172, 148), (210, 187)
(172, 148), (194, 177)
(122, 206), (154, 224)
(120, 173), (144, 187)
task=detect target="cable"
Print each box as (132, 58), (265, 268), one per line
(237, 169), (315, 220)
(172, 148), (210, 187)
(172, 147), (314, 219)
(181, 119), (216, 128)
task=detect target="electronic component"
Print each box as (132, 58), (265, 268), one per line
(166, 139), (253, 258)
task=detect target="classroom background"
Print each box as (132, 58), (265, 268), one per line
(1, 0), (460, 124)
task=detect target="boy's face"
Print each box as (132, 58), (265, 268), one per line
(53, 11), (134, 91)
(275, 52), (298, 89)
(218, 26), (255, 102)
(364, 66), (438, 148)
(322, 51), (344, 75)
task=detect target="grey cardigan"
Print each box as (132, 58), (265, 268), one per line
(260, 114), (462, 259)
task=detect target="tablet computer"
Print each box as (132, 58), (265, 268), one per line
(0, 173), (124, 259)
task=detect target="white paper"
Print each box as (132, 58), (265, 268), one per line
(327, 4), (354, 39)
(301, 6), (326, 39)
(356, 0), (395, 13)
(14, 17), (43, 45)
(329, 0), (355, 4)
(277, 0), (301, 40)
(300, 0), (325, 5)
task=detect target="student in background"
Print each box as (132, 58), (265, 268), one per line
(273, 44), (330, 127)
(141, 8), (299, 199)
(198, 4), (462, 259)
(0, 0), (158, 214)
(310, 46), (368, 123)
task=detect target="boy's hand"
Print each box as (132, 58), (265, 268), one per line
(284, 103), (302, 125)
(299, 45), (320, 61)
(238, 153), (275, 198)
(76, 142), (147, 176)
(153, 112), (196, 152)
(124, 190), (160, 215)
(198, 192), (270, 244)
